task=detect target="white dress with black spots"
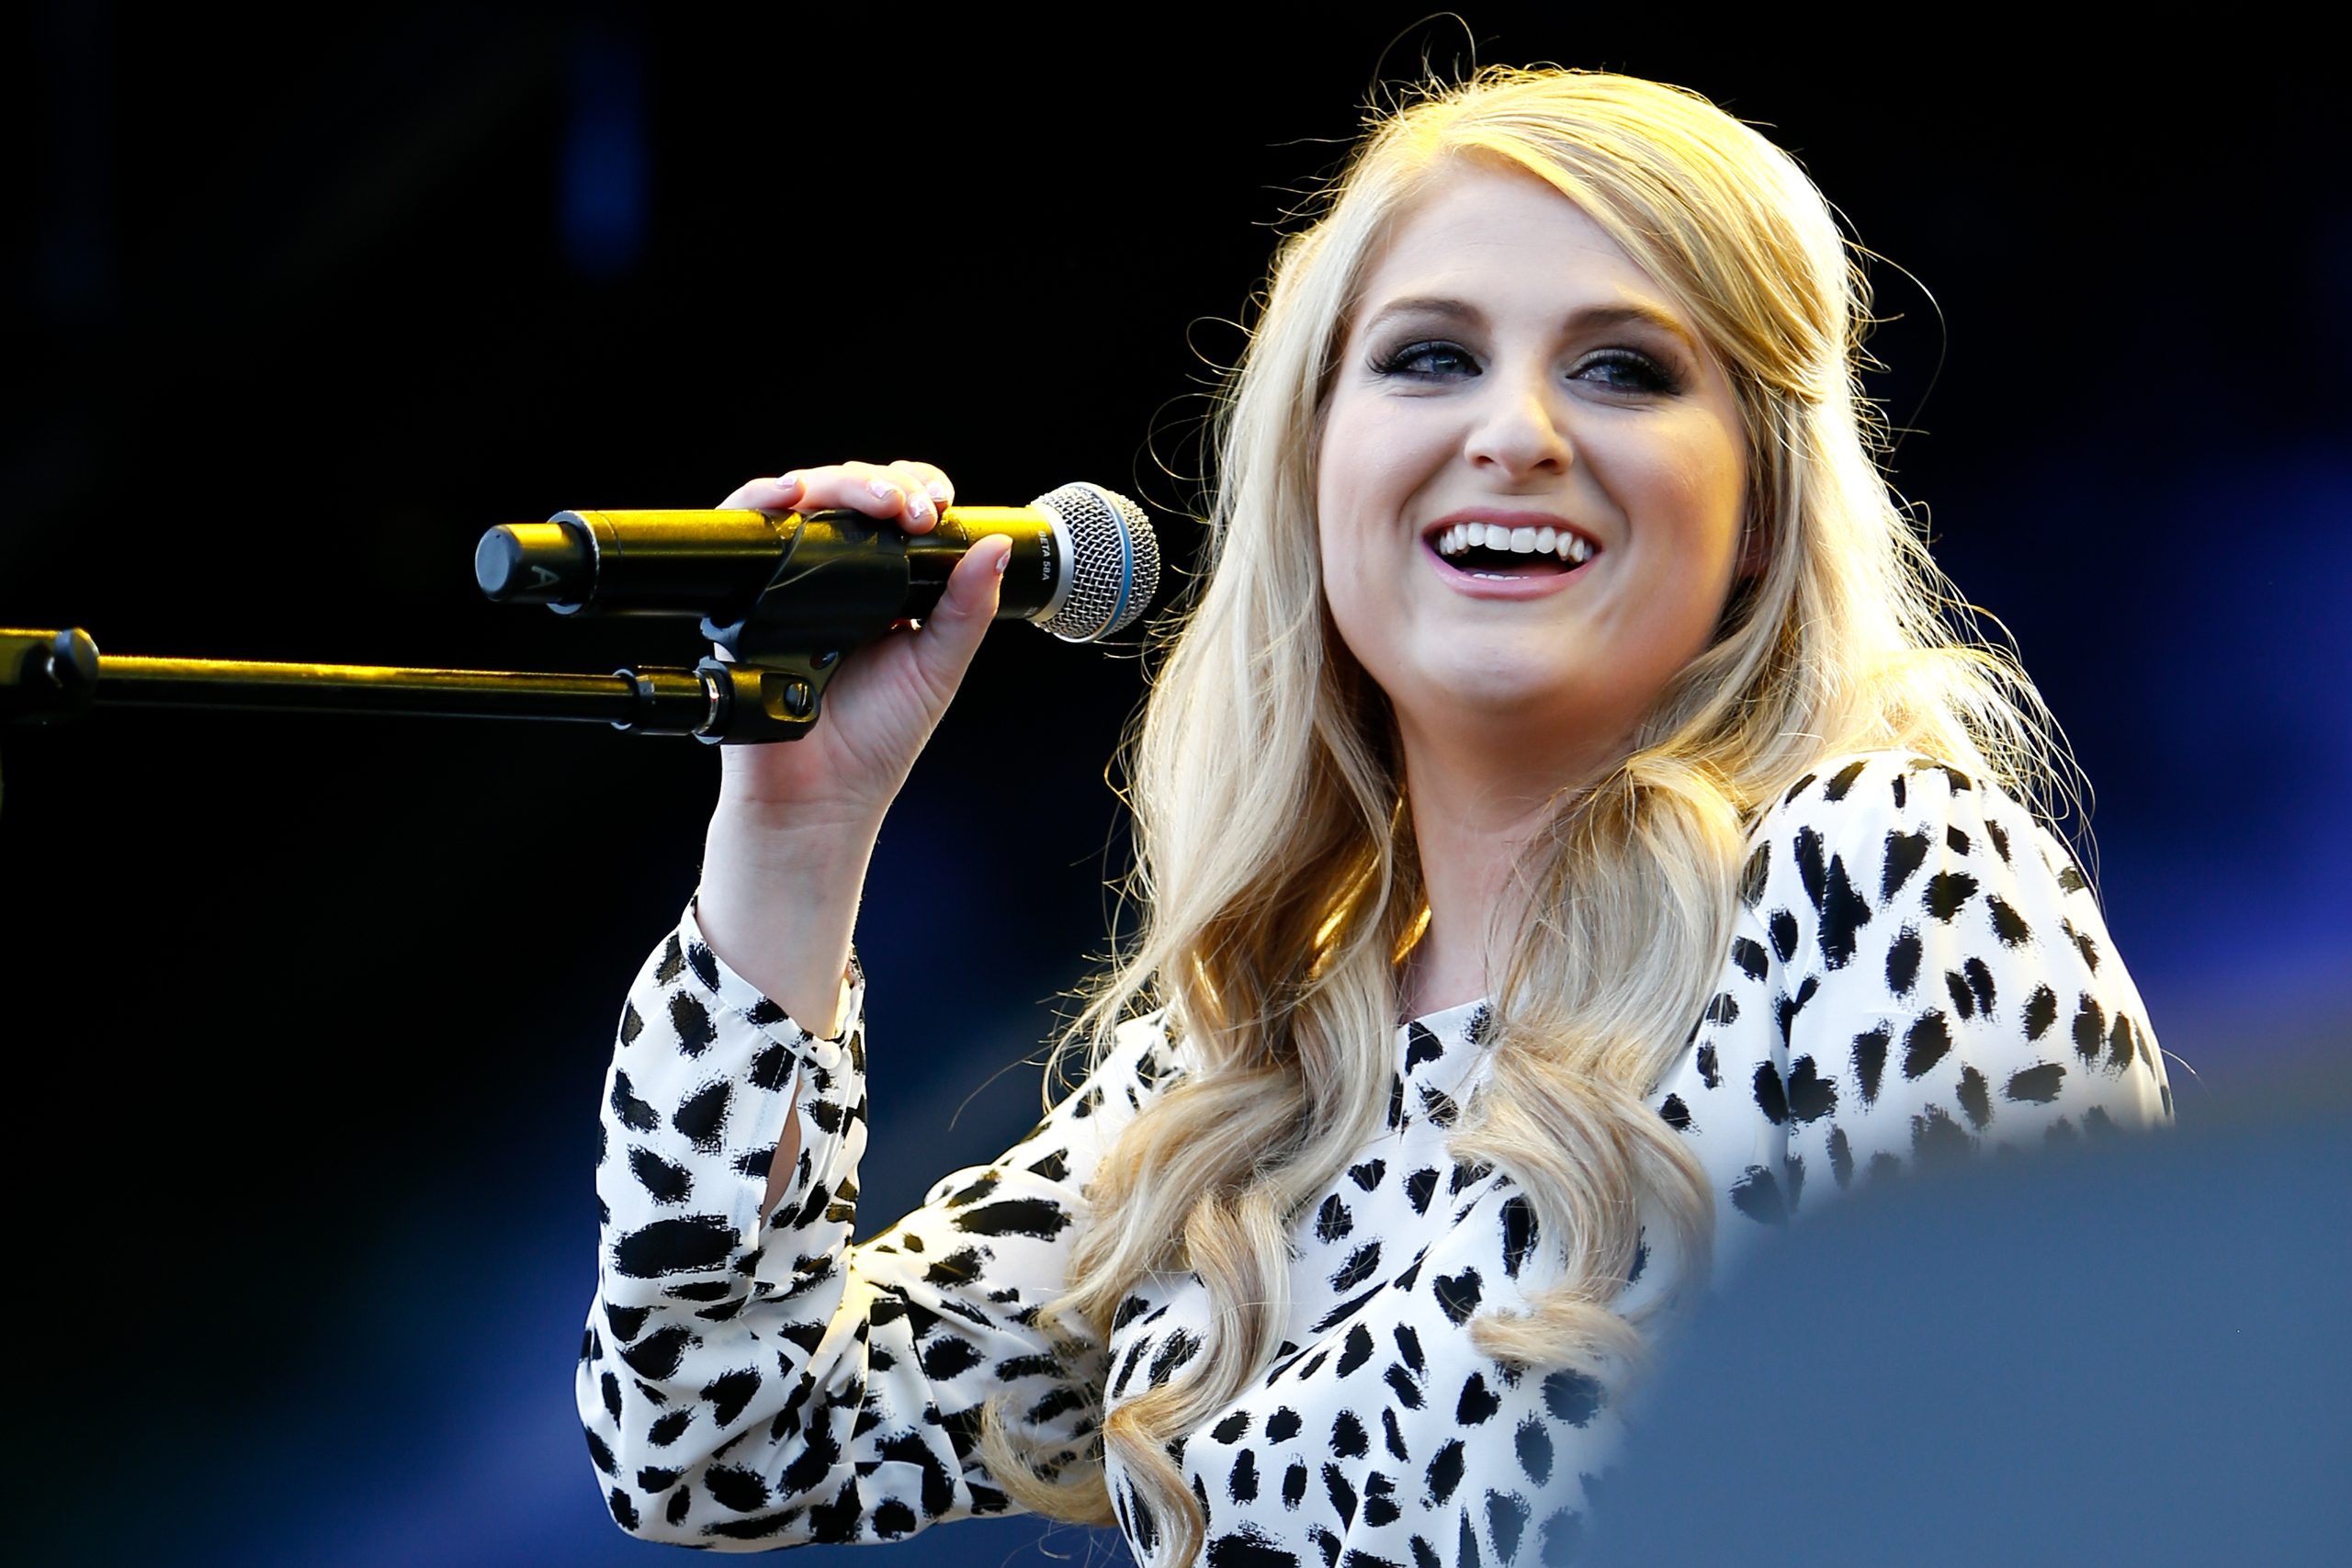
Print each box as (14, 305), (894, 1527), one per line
(579, 753), (2172, 1563)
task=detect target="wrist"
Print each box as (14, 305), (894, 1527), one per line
(707, 785), (886, 855)
(695, 797), (876, 1033)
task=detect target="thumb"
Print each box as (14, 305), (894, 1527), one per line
(906, 534), (1009, 693)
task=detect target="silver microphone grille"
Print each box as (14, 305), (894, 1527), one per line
(1031, 482), (1160, 642)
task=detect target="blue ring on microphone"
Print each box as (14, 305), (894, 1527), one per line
(1108, 507), (1135, 636)
(1076, 481), (1136, 638)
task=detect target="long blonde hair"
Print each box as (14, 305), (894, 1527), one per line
(985, 67), (2062, 1562)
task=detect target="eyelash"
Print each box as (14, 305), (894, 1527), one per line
(1368, 339), (1684, 395)
(1370, 339), (1478, 378)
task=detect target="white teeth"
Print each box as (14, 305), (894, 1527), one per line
(1430, 522), (1597, 565)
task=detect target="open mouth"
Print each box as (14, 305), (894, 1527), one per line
(1430, 521), (1596, 577)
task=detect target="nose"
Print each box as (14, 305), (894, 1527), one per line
(1463, 364), (1572, 478)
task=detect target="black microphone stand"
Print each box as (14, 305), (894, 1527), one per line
(0, 626), (842, 744)
(5, 490), (1155, 753)
(0, 507), (920, 746)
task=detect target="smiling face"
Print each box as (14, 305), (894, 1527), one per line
(1316, 160), (1751, 784)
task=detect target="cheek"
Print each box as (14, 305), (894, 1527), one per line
(1609, 428), (1747, 661)
(1311, 494), (1411, 698)
(1315, 499), (1382, 655)
(1315, 411), (1385, 629)
(1653, 421), (1748, 575)
(1317, 386), (1427, 499)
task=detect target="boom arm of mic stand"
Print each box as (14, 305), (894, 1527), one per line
(0, 627), (837, 743)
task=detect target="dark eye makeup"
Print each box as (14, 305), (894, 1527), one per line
(1365, 336), (1687, 395)
(1571, 348), (1684, 395)
(1368, 338), (1480, 379)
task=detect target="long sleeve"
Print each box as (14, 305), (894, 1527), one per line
(576, 902), (1172, 1549)
(1665, 751), (2174, 1273)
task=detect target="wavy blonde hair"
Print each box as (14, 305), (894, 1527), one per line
(984, 67), (2061, 1562)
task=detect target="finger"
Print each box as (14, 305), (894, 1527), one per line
(903, 534), (1008, 696)
(717, 463), (953, 532)
(788, 462), (934, 530)
(865, 459), (942, 534)
(716, 472), (805, 510)
(885, 459), (955, 524)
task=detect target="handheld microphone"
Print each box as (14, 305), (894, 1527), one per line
(475, 480), (1159, 648)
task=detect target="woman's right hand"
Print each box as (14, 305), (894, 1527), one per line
(694, 459), (1008, 1029)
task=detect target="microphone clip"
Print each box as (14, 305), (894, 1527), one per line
(687, 649), (842, 745)
(685, 508), (914, 741)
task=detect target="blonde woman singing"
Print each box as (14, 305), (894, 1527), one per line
(579, 69), (2170, 1566)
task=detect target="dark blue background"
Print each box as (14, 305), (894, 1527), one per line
(6, 7), (2346, 1563)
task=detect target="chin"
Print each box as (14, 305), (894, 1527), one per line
(1409, 638), (1586, 709)
(1403, 666), (1599, 731)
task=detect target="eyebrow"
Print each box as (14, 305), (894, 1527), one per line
(1359, 296), (1701, 354)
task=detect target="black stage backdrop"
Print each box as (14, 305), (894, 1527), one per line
(6, 9), (2348, 1564)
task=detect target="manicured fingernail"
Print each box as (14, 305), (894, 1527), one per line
(925, 479), (949, 503)
(993, 543), (1009, 574)
(869, 479), (899, 504)
(776, 471), (803, 492)
(910, 494), (933, 524)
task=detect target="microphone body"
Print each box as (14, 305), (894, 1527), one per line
(476, 481), (1157, 651)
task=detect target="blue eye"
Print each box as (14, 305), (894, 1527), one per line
(1372, 339), (1479, 379)
(1574, 349), (1680, 394)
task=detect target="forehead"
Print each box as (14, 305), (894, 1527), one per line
(1349, 161), (1691, 330)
